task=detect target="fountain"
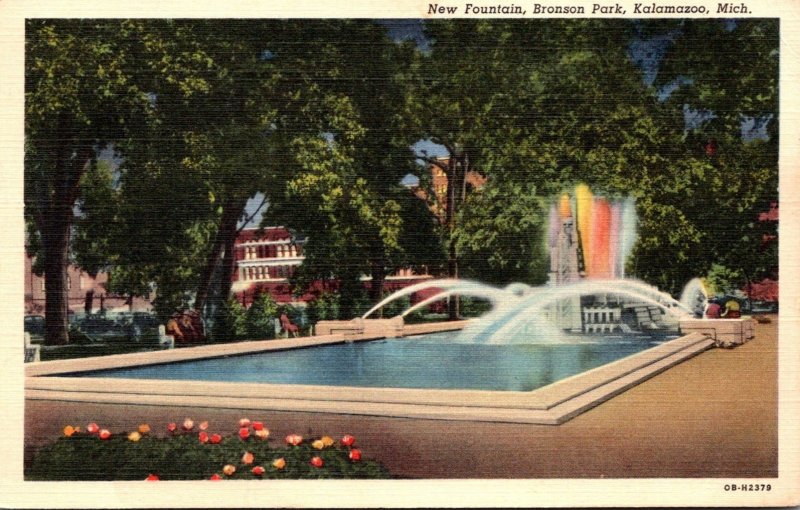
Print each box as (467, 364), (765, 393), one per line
(328, 184), (755, 349)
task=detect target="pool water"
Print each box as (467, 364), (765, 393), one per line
(71, 332), (669, 392)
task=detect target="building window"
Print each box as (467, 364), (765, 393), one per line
(41, 280), (45, 291)
(289, 245), (296, 257)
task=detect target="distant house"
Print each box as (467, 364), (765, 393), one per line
(409, 156), (486, 222)
(24, 253), (150, 316)
(231, 226), (433, 307)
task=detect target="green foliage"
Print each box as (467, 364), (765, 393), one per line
(245, 293), (279, 340)
(705, 264), (744, 297)
(455, 182), (549, 285)
(212, 297), (249, 343)
(458, 297), (493, 318)
(380, 296), (411, 318)
(306, 292), (341, 324)
(27, 428), (389, 480)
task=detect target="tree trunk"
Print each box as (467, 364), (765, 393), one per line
(216, 200), (246, 306)
(369, 258), (386, 317)
(84, 290), (94, 314)
(445, 154), (465, 321)
(194, 198), (244, 313)
(43, 225), (70, 345)
(200, 198), (246, 342)
(40, 137), (92, 345)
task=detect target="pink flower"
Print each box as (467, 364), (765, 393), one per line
(251, 466), (265, 476)
(310, 456), (324, 468)
(349, 449), (362, 462)
(222, 464), (236, 476)
(239, 418), (251, 428)
(198, 421), (209, 431)
(167, 422), (177, 433)
(239, 427), (250, 440)
(254, 429), (269, 440)
(241, 452), (254, 465)
(285, 434), (303, 446)
(145, 474), (159, 481)
(198, 431), (209, 444)
(210, 433), (222, 444)
(86, 423), (100, 434)
(182, 418), (194, 431)
(341, 434), (356, 447)
(252, 421), (264, 431)
(98, 429), (111, 440)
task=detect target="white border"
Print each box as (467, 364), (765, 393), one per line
(2, 1), (798, 507)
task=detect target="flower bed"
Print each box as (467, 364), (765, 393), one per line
(26, 418), (390, 480)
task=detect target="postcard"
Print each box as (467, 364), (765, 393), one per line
(1, 0), (798, 507)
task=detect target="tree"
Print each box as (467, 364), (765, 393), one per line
(642, 19), (779, 294)
(25, 20), (166, 344)
(413, 20), (680, 293)
(267, 21), (438, 319)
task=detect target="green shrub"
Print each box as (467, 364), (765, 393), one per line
(459, 297), (492, 318)
(245, 293), (279, 340)
(380, 295), (411, 318)
(27, 421), (390, 481)
(307, 292), (340, 324)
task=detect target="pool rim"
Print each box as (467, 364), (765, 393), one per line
(24, 321), (715, 425)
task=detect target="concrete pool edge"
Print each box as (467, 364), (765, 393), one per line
(24, 322), (717, 425)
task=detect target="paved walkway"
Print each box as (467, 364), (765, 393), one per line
(25, 316), (777, 478)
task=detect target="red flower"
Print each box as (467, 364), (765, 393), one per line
(341, 434), (356, 447)
(98, 429), (111, 440)
(209, 473), (222, 481)
(86, 423), (99, 434)
(239, 418), (251, 428)
(349, 449), (362, 462)
(251, 466), (265, 476)
(167, 422), (177, 433)
(310, 456), (324, 468)
(285, 434), (303, 446)
(252, 421), (264, 431)
(198, 431), (209, 444)
(239, 427), (250, 440)
(145, 474), (159, 481)
(210, 433), (222, 444)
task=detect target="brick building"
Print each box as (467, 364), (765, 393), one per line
(231, 227), (433, 307)
(24, 254), (150, 316)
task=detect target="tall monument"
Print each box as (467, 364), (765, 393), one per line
(548, 194), (584, 331)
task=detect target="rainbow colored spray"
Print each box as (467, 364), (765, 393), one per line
(549, 185), (637, 279)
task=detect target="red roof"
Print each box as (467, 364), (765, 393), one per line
(236, 227), (292, 244)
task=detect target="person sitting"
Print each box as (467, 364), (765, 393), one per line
(165, 315), (185, 344)
(705, 300), (722, 319)
(721, 300), (741, 319)
(280, 313), (299, 337)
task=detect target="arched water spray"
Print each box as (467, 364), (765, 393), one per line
(679, 278), (709, 317)
(362, 279), (501, 319)
(400, 286), (510, 318)
(466, 279), (691, 344)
